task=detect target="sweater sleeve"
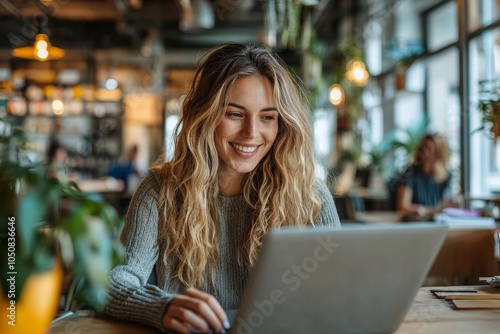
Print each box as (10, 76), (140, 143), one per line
(104, 171), (173, 331)
(314, 179), (342, 229)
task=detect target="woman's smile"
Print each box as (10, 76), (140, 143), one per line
(230, 143), (259, 154)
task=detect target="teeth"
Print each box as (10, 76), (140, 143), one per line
(232, 144), (257, 153)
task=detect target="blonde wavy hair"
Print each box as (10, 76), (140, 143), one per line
(155, 43), (322, 289)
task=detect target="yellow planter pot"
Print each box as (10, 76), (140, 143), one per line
(1, 262), (63, 334)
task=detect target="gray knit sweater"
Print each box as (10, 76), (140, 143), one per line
(104, 168), (341, 331)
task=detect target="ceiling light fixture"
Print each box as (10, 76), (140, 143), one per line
(12, 34), (65, 61)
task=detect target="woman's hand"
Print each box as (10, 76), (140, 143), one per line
(162, 287), (230, 334)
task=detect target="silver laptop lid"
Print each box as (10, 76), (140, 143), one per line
(232, 223), (448, 334)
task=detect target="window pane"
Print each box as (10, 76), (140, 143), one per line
(367, 106), (383, 145)
(394, 94), (424, 133)
(426, 1), (458, 51)
(468, 0), (500, 32)
(313, 108), (335, 158)
(164, 96), (182, 162)
(469, 27), (500, 195)
(313, 108), (336, 181)
(393, 68), (424, 132)
(165, 113), (180, 162)
(427, 48), (461, 195)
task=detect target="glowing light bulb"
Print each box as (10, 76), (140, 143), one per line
(52, 99), (64, 115)
(329, 84), (345, 106)
(104, 78), (119, 90)
(36, 40), (48, 50)
(345, 59), (370, 86)
(353, 68), (364, 80)
(36, 49), (49, 60)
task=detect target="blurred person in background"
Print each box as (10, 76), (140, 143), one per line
(46, 139), (70, 184)
(396, 134), (456, 220)
(108, 144), (140, 192)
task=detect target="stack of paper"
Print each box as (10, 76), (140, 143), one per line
(432, 285), (500, 309)
(434, 213), (497, 228)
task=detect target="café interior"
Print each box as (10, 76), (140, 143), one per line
(1, 0), (500, 333)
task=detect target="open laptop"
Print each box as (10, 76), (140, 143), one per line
(227, 223), (448, 334)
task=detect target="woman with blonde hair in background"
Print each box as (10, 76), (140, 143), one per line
(396, 134), (454, 219)
(105, 42), (341, 334)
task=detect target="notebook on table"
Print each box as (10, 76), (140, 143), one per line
(227, 223), (447, 334)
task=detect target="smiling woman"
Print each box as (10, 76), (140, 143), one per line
(104, 42), (341, 334)
(215, 75), (279, 196)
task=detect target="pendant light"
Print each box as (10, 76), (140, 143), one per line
(12, 34), (65, 61)
(328, 84), (345, 106)
(345, 58), (370, 86)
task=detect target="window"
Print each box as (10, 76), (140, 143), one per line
(426, 48), (461, 194)
(468, 0), (500, 31)
(469, 27), (500, 194)
(313, 109), (336, 181)
(426, 1), (458, 52)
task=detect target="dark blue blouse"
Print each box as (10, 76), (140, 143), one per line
(402, 166), (450, 207)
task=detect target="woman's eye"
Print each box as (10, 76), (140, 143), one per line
(262, 115), (276, 121)
(226, 112), (242, 118)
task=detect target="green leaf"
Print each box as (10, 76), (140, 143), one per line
(31, 232), (56, 274)
(17, 190), (47, 257)
(1, 116), (125, 307)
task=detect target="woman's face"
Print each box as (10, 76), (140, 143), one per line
(214, 75), (279, 177)
(418, 138), (436, 163)
(55, 147), (67, 162)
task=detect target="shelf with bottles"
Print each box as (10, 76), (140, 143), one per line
(4, 94), (124, 178)
(6, 96), (122, 117)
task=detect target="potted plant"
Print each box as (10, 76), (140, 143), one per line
(394, 51), (421, 91)
(387, 40), (423, 91)
(478, 78), (500, 140)
(0, 117), (124, 334)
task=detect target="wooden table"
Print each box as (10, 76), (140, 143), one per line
(49, 310), (159, 334)
(49, 286), (500, 334)
(76, 178), (125, 193)
(396, 286), (500, 333)
(427, 226), (500, 285)
(352, 213), (500, 284)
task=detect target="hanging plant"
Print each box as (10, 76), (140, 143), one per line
(265, 0), (302, 50)
(386, 39), (423, 91)
(477, 78), (500, 140)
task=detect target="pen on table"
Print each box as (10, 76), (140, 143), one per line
(430, 289), (477, 293)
